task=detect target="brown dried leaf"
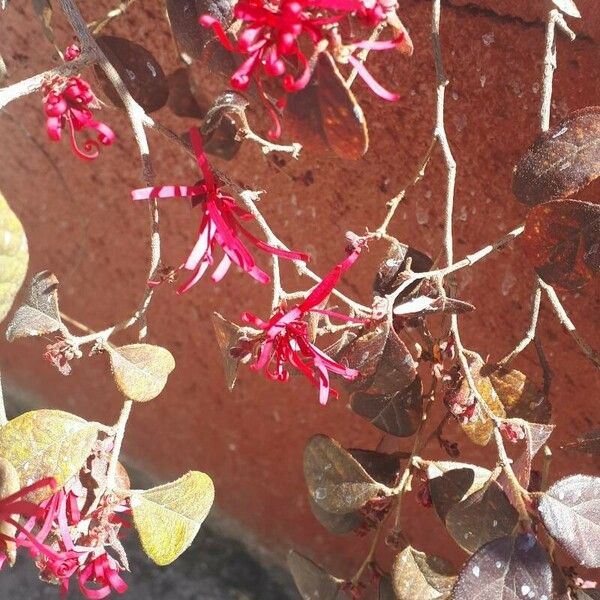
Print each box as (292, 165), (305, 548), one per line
(0, 410), (98, 502)
(522, 199), (600, 290)
(303, 435), (387, 514)
(211, 312), (247, 391)
(457, 354), (505, 446)
(95, 36), (169, 113)
(338, 320), (417, 396)
(108, 344), (175, 402)
(0, 457), (20, 565)
(379, 575), (395, 600)
(287, 551), (346, 600)
(513, 107), (600, 206)
(373, 243), (433, 299)
(317, 52), (368, 160)
(452, 534), (552, 600)
(350, 376), (423, 437)
(538, 474), (600, 567)
(166, 0), (233, 62)
(347, 449), (407, 487)
(201, 91), (247, 160)
(445, 481), (519, 554)
(284, 80), (328, 154)
(308, 496), (363, 535)
(166, 68), (205, 119)
(511, 420), (555, 490)
(6, 271), (61, 341)
(392, 546), (455, 600)
(563, 429), (600, 454)
(31, 0), (54, 43)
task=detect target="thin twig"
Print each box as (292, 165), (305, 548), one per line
(88, 0), (137, 35)
(346, 22), (387, 88)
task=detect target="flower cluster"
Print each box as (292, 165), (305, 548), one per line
(200, 0), (402, 136)
(241, 242), (365, 404)
(4, 482), (130, 599)
(132, 128), (309, 292)
(43, 45), (115, 160)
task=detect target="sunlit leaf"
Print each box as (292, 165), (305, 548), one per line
(108, 343), (175, 402)
(488, 367), (551, 424)
(452, 534), (552, 600)
(392, 546), (455, 600)
(0, 457), (20, 565)
(510, 420), (554, 490)
(287, 551), (346, 600)
(575, 591), (600, 600)
(445, 481), (519, 554)
(522, 199), (600, 290)
(95, 36), (169, 113)
(350, 376), (423, 437)
(0, 410), (97, 502)
(552, 0), (581, 18)
(0, 191), (28, 324)
(455, 354), (505, 446)
(538, 474), (600, 567)
(303, 435), (387, 514)
(0, 53), (7, 84)
(317, 52), (368, 160)
(132, 471), (214, 566)
(513, 107), (600, 206)
(6, 271), (61, 341)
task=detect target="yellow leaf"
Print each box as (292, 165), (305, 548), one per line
(0, 410), (98, 502)
(132, 471), (214, 566)
(0, 457), (20, 565)
(459, 354), (505, 446)
(108, 343), (175, 402)
(0, 191), (28, 323)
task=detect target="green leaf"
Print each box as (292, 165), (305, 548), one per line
(0, 410), (98, 502)
(6, 271), (62, 341)
(108, 343), (175, 402)
(132, 471), (214, 566)
(0, 191), (28, 324)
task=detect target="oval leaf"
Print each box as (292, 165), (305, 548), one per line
(538, 474), (600, 567)
(287, 551), (346, 600)
(393, 546), (456, 600)
(6, 270), (61, 341)
(0, 457), (20, 565)
(95, 36), (169, 113)
(132, 471), (214, 566)
(0, 191), (28, 324)
(350, 376), (423, 437)
(317, 52), (368, 160)
(513, 107), (600, 206)
(445, 481), (519, 554)
(108, 343), (175, 402)
(0, 410), (97, 501)
(304, 435), (387, 514)
(522, 199), (600, 290)
(452, 534), (552, 600)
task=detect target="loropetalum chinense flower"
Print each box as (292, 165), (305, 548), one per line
(200, 0), (402, 137)
(132, 128), (310, 292)
(43, 44), (115, 160)
(11, 483), (130, 599)
(241, 242), (365, 404)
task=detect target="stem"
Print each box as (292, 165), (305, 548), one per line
(0, 371), (7, 426)
(106, 400), (132, 489)
(350, 524), (383, 586)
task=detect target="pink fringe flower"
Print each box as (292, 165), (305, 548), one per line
(242, 242), (365, 404)
(13, 486), (130, 599)
(132, 128), (310, 292)
(42, 45), (115, 160)
(200, 0), (401, 137)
